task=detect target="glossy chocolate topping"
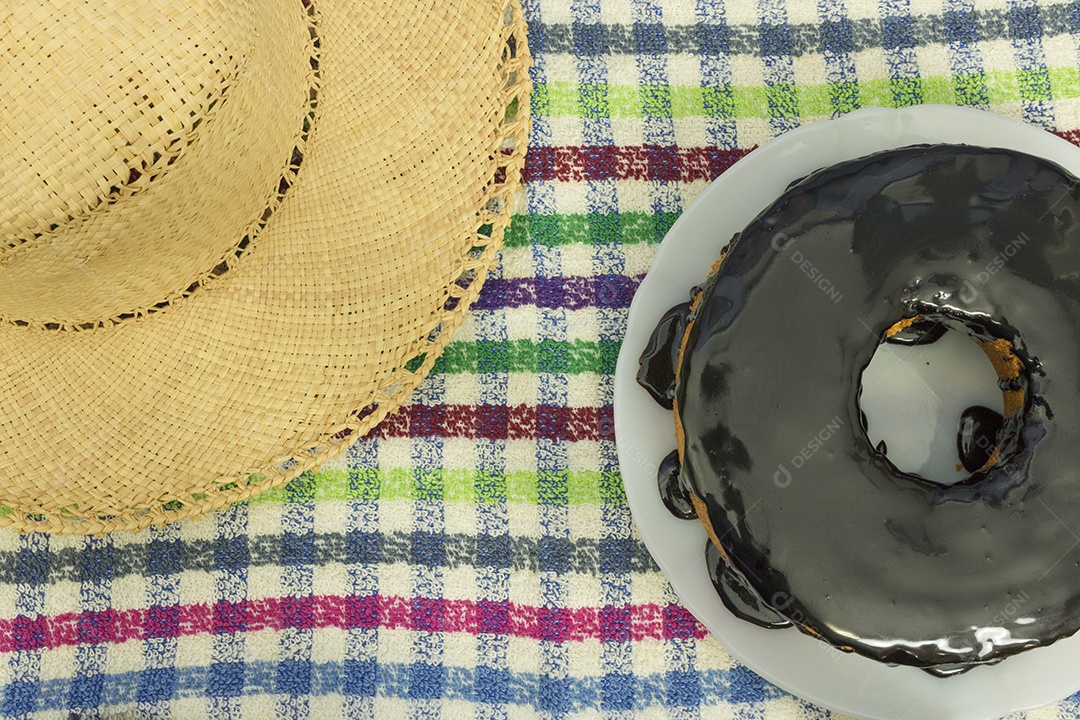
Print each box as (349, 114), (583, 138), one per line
(643, 144), (1080, 673)
(705, 540), (791, 629)
(636, 301), (691, 409)
(657, 449), (696, 520)
(957, 405), (1005, 473)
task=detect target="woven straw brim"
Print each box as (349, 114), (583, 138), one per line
(0, 0), (531, 534)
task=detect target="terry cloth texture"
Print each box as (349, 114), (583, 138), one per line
(4, 0), (1080, 718)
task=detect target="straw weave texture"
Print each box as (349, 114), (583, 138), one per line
(0, 0), (531, 533)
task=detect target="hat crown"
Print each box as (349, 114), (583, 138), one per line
(0, 0), (317, 329)
(2, 1), (248, 245)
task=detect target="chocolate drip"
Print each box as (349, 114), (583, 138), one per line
(957, 405), (1005, 473)
(923, 662), (983, 678)
(636, 302), (691, 409)
(705, 540), (791, 629)
(885, 318), (948, 346)
(657, 449), (696, 519)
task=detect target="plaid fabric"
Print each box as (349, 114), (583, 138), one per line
(6, 0), (1080, 717)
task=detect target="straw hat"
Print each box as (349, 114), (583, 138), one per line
(0, 0), (530, 533)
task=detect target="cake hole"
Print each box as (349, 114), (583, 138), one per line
(859, 321), (1008, 486)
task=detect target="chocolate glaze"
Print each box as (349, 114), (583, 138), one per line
(884, 317), (948, 346)
(657, 449), (696, 520)
(705, 540), (791, 629)
(957, 405), (1005, 473)
(640, 145), (1080, 674)
(636, 302), (691, 409)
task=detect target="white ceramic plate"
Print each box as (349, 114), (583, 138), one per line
(613, 105), (1080, 720)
